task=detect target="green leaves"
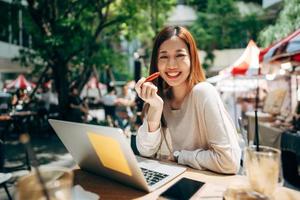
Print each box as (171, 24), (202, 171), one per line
(189, 0), (267, 69)
(258, 0), (300, 47)
(21, 0), (175, 83)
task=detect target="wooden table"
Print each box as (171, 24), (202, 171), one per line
(73, 167), (300, 200)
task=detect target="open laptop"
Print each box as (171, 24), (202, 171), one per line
(48, 119), (186, 192)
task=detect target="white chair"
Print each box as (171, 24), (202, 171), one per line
(238, 117), (248, 145)
(238, 116), (248, 169)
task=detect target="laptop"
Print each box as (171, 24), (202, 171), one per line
(48, 119), (186, 192)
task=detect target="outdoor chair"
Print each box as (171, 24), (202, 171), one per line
(0, 140), (12, 200)
(0, 173), (12, 200)
(280, 131), (300, 189)
(238, 116), (248, 167)
(238, 117), (248, 145)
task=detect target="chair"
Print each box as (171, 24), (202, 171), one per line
(237, 117), (248, 167)
(280, 131), (300, 189)
(238, 116), (248, 145)
(0, 173), (12, 200)
(0, 140), (12, 200)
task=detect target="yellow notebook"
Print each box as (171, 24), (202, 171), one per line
(87, 132), (132, 176)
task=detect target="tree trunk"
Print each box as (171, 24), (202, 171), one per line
(52, 62), (69, 119)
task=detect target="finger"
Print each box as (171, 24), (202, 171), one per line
(147, 84), (157, 98)
(136, 77), (145, 89)
(141, 84), (148, 99)
(145, 86), (152, 99)
(135, 77), (146, 95)
(142, 82), (153, 98)
(151, 87), (158, 97)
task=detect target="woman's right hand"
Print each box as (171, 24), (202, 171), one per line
(135, 77), (163, 109)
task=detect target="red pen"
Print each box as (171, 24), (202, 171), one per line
(144, 72), (160, 82)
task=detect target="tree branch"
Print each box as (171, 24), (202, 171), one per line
(99, 15), (131, 30)
(73, 66), (93, 92)
(26, 0), (52, 36)
(65, 0), (127, 64)
(28, 64), (50, 100)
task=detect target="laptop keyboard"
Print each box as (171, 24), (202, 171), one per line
(140, 167), (169, 186)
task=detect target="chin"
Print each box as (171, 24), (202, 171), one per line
(165, 80), (183, 87)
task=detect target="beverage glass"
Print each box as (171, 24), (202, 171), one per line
(244, 145), (281, 198)
(16, 167), (73, 200)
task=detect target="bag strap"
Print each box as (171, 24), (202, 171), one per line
(156, 127), (174, 161)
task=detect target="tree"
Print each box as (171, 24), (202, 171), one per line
(16, 0), (175, 118)
(258, 0), (300, 47)
(188, 0), (268, 69)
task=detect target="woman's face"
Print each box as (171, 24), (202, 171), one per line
(157, 36), (191, 88)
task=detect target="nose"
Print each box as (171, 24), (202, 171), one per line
(167, 57), (177, 69)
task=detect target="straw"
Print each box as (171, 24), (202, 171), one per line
(20, 133), (50, 200)
(254, 69), (260, 151)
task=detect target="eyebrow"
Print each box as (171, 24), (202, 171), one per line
(159, 50), (168, 54)
(159, 49), (187, 54)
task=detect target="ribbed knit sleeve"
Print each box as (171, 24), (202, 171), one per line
(136, 119), (162, 157)
(178, 83), (241, 174)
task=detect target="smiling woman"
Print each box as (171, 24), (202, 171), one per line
(134, 26), (241, 174)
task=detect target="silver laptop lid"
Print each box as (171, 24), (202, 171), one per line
(48, 119), (149, 191)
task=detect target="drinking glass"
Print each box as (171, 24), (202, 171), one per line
(16, 167), (73, 200)
(244, 145), (281, 198)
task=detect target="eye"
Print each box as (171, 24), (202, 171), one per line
(176, 54), (186, 58)
(159, 55), (168, 59)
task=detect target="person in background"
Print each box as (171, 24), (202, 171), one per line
(134, 26), (241, 174)
(68, 87), (89, 122)
(40, 87), (51, 112)
(82, 97), (91, 122)
(116, 83), (136, 129)
(101, 86), (119, 127)
(11, 89), (30, 110)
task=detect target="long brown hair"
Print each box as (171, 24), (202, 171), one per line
(143, 26), (206, 127)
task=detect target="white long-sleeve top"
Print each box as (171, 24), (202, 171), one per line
(136, 82), (241, 174)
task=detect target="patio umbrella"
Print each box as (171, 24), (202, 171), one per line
(260, 29), (300, 63)
(5, 74), (35, 90)
(220, 40), (260, 76)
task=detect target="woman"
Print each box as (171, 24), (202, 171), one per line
(135, 26), (241, 174)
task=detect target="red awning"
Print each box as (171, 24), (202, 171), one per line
(292, 53), (300, 62)
(260, 29), (300, 63)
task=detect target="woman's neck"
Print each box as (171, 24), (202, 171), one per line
(170, 83), (189, 109)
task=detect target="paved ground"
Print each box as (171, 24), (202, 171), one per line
(0, 129), (76, 200)
(0, 111), (138, 200)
